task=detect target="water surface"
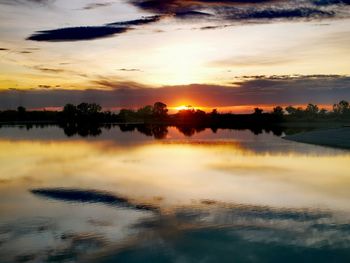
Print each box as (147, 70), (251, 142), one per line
(0, 125), (349, 262)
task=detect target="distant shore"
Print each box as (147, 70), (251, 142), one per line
(284, 127), (350, 150)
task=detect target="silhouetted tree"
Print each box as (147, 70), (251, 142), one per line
(333, 100), (350, 115)
(17, 106), (26, 120)
(17, 106), (26, 114)
(211, 109), (218, 115)
(119, 109), (136, 122)
(285, 106), (297, 115)
(137, 105), (153, 115)
(195, 109), (206, 117)
(77, 103), (102, 115)
(305, 103), (319, 116)
(253, 108), (263, 115)
(285, 106), (304, 118)
(153, 102), (168, 117)
(319, 108), (328, 117)
(272, 106), (284, 116)
(62, 104), (77, 121)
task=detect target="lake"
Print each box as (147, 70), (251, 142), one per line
(0, 125), (350, 262)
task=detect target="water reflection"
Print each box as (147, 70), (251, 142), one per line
(0, 123), (289, 139)
(31, 188), (159, 212)
(0, 126), (349, 262)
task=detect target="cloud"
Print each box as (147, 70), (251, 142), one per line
(106, 15), (163, 27)
(81, 2), (114, 10)
(118, 68), (143, 72)
(0, 0), (54, 6)
(108, 204), (350, 262)
(221, 7), (335, 21)
(31, 188), (158, 212)
(313, 0), (350, 6)
(128, 0), (276, 13)
(128, 0), (349, 22)
(25, 0), (350, 43)
(27, 15), (163, 42)
(1, 75), (349, 110)
(210, 54), (294, 67)
(199, 24), (232, 30)
(27, 26), (131, 42)
(34, 66), (66, 73)
(174, 10), (213, 19)
(37, 85), (52, 89)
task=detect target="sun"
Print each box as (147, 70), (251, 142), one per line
(174, 105), (195, 111)
(171, 104), (205, 111)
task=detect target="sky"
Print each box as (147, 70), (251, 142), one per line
(0, 0), (350, 112)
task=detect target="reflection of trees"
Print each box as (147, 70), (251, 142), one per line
(119, 124), (136, 132)
(60, 123), (102, 137)
(210, 126), (218, 134)
(176, 126), (196, 137)
(137, 125), (153, 137)
(56, 123), (288, 139)
(137, 125), (168, 139)
(124, 124), (208, 138)
(250, 126), (263, 135)
(152, 125), (168, 139)
(271, 127), (283, 136)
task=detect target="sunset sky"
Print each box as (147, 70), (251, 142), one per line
(0, 0), (350, 112)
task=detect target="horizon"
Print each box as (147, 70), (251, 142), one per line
(0, 102), (337, 114)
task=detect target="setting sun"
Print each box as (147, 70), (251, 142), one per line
(172, 105), (206, 112)
(174, 105), (194, 111)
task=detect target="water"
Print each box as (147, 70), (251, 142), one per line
(0, 125), (349, 262)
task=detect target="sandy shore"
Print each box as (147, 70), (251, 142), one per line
(284, 127), (350, 149)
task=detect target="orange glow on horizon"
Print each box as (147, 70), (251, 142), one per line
(173, 105), (200, 111)
(168, 104), (334, 114)
(26, 104), (334, 114)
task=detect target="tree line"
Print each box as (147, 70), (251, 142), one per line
(0, 100), (349, 125)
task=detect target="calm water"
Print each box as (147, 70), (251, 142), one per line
(0, 125), (350, 263)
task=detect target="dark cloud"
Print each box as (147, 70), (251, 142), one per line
(34, 66), (66, 73)
(199, 24), (231, 30)
(118, 68), (142, 72)
(128, 0), (277, 13)
(106, 15), (163, 27)
(222, 7), (335, 20)
(25, 0), (350, 43)
(313, 0), (350, 6)
(37, 85), (52, 89)
(27, 26), (130, 42)
(26, 0), (52, 3)
(1, 75), (349, 110)
(174, 10), (213, 19)
(31, 188), (159, 212)
(237, 74), (347, 80)
(0, 0), (54, 6)
(0, 48), (10, 51)
(128, 0), (349, 22)
(82, 2), (114, 10)
(27, 15), (162, 42)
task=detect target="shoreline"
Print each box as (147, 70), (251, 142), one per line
(283, 127), (350, 150)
